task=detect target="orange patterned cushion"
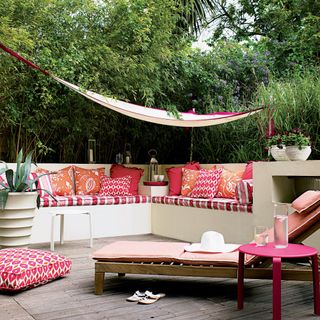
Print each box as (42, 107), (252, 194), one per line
(74, 166), (105, 195)
(216, 168), (243, 199)
(181, 168), (200, 196)
(51, 166), (75, 196)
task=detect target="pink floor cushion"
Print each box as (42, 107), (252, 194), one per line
(0, 248), (72, 291)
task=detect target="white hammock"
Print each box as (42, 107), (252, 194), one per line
(53, 75), (263, 127)
(0, 42), (264, 127)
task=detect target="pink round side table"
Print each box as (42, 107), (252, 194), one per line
(237, 243), (320, 320)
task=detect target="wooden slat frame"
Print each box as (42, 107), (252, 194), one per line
(94, 261), (318, 295)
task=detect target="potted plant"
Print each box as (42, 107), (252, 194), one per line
(0, 149), (53, 248)
(267, 134), (289, 161)
(283, 128), (311, 161)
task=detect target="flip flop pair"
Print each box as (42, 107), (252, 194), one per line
(126, 290), (166, 304)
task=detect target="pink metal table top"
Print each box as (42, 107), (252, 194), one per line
(239, 243), (318, 258)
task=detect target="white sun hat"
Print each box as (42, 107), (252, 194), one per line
(184, 231), (240, 253)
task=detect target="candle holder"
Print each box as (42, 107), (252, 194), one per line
(88, 139), (96, 164)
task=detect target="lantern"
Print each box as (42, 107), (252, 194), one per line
(88, 139), (96, 164)
(148, 149), (158, 181)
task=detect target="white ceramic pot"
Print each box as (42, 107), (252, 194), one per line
(270, 145), (289, 161)
(0, 192), (38, 248)
(285, 145), (312, 161)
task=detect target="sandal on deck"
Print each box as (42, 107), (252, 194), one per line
(126, 290), (147, 302)
(138, 291), (166, 304)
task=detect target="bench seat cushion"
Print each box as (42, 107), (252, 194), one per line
(152, 196), (252, 213)
(40, 195), (151, 207)
(93, 241), (255, 266)
(0, 248), (71, 291)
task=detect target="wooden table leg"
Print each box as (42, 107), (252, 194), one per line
(237, 251), (245, 309)
(311, 254), (320, 315)
(95, 271), (105, 295)
(273, 257), (282, 320)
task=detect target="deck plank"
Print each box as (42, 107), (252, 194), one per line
(1, 234), (318, 320)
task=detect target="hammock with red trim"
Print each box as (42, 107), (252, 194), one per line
(0, 43), (263, 127)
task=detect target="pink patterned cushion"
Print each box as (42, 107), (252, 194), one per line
(33, 169), (56, 197)
(235, 179), (253, 204)
(189, 169), (222, 198)
(0, 248), (72, 291)
(99, 175), (132, 196)
(0, 174), (8, 188)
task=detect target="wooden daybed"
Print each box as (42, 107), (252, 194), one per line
(93, 203), (320, 295)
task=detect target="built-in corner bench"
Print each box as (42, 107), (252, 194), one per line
(25, 161), (320, 250)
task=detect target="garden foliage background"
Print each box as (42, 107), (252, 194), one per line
(0, 0), (319, 164)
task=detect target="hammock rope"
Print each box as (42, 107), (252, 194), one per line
(0, 42), (264, 127)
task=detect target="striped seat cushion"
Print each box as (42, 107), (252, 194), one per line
(40, 195), (151, 207)
(152, 196), (252, 213)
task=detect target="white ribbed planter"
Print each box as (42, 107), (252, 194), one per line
(285, 146), (312, 161)
(270, 145), (289, 161)
(0, 192), (38, 248)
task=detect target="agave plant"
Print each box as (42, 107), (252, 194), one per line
(0, 149), (54, 210)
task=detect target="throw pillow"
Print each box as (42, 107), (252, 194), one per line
(34, 168), (56, 197)
(0, 248), (72, 291)
(99, 175), (132, 196)
(216, 168), (244, 198)
(235, 179), (253, 204)
(36, 167), (74, 196)
(74, 166), (105, 195)
(189, 169), (223, 198)
(242, 162), (253, 180)
(291, 190), (320, 214)
(181, 168), (200, 196)
(166, 162), (201, 196)
(51, 166), (75, 196)
(110, 164), (144, 195)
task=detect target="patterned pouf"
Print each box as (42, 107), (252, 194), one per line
(0, 248), (72, 291)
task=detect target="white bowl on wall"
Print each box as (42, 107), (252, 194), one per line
(270, 145), (289, 161)
(285, 145), (312, 161)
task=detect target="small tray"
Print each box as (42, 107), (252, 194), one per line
(143, 181), (168, 186)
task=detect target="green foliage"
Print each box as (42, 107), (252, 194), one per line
(206, 0), (320, 72)
(267, 131), (311, 149)
(266, 134), (284, 148)
(0, 149), (55, 209)
(0, 0), (319, 164)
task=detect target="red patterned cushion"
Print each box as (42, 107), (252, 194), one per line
(0, 248), (72, 291)
(242, 162), (253, 180)
(189, 169), (222, 198)
(166, 162), (201, 196)
(235, 179), (253, 204)
(110, 164), (144, 195)
(99, 175), (132, 196)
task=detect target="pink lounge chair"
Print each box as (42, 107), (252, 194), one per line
(93, 191), (320, 295)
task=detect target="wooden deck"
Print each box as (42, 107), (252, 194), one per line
(1, 234), (318, 320)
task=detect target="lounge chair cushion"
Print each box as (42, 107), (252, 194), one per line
(0, 248), (72, 291)
(93, 241), (188, 263)
(93, 241), (256, 266)
(291, 190), (320, 213)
